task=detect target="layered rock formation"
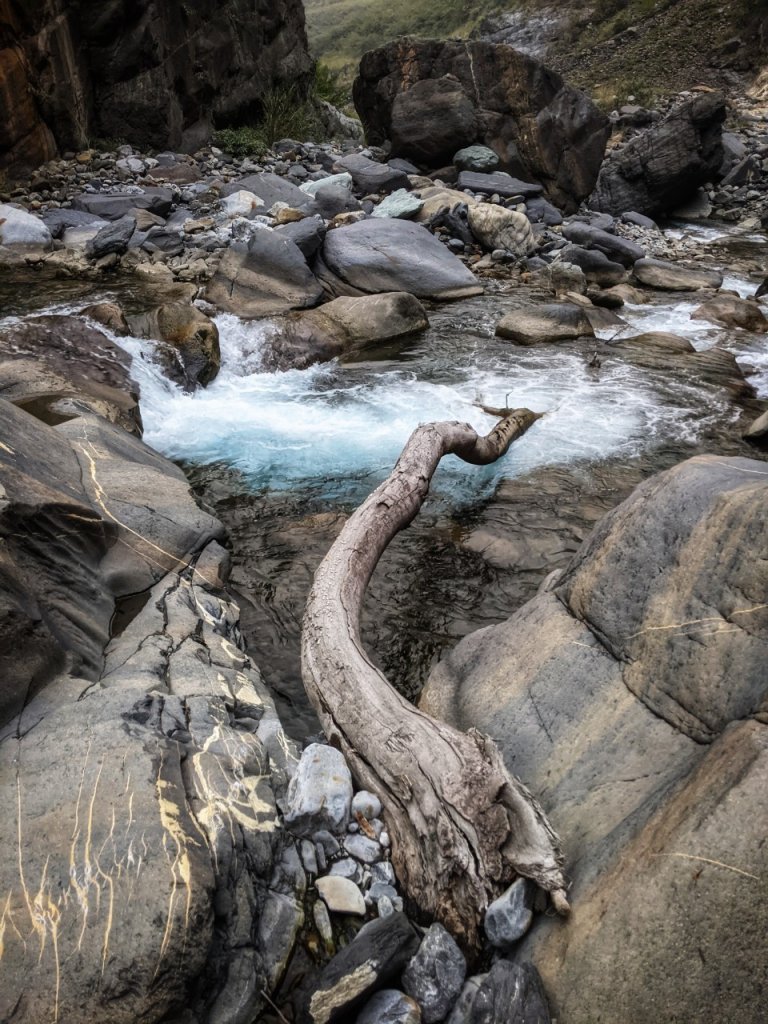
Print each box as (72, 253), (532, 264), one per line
(422, 455), (768, 1022)
(0, 0), (312, 172)
(353, 38), (610, 212)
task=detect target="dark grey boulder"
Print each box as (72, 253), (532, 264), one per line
(356, 989), (421, 1024)
(389, 77), (479, 166)
(561, 221), (645, 267)
(313, 183), (364, 219)
(141, 224), (184, 256)
(275, 214), (327, 258)
(85, 215), (136, 259)
(42, 208), (106, 238)
(621, 210), (658, 230)
(318, 219), (482, 300)
(220, 171), (317, 211)
(72, 187), (174, 220)
(206, 229), (323, 317)
(402, 923), (466, 1023)
(590, 92), (726, 217)
(467, 961), (551, 1024)
(525, 197), (563, 225)
(484, 879), (535, 949)
(307, 913), (421, 1023)
(559, 245), (627, 287)
(336, 153), (411, 194)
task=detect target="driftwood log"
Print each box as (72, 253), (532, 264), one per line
(301, 410), (569, 950)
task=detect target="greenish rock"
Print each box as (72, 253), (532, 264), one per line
(372, 189), (425, 219)
(453, 145), (499, 173)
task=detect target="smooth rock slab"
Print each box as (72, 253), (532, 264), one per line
(336, 153), (411, 194)
(633, 257), (724, 291)
(316, 876), (366, 916)
(496, 303), (595, 345)
(319, 219), (482, 300)
(284, 743), (353, 835)
(402, 923), (466, 1024)
(484, 878), (535, 949)
(356, 989), (422, 1024)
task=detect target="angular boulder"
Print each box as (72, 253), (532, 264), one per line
(335, 153), (410, 194)
(590, 93), (726, 217)
(206, 229), (323, 317)
(353, 38), (610, 212)
(317, 219), (482, 300)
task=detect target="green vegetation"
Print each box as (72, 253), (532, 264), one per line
(212, 64), (355, 156)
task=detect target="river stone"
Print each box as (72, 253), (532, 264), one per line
(336, 153), (410, 195)
(0, 203), (52, 248)
(352, 790), (383, 820)
(72, 188), (174, 221)
(525, 197), (563, 226)
(484, 878), (535, 949)
(559, 245), (627, 287)
(458, 170), (543, 199)
(313, 183), (364, 219)
(316, 876), (366, 916)
(344, 834), (383, 864)
(402, 923), (466, 1024)
(206, 230), (323, 317)
(217, 189), (266, 221)
(318, 219), (482, 300)
(301, 172), (354, 197)
(42, 207), (105, 238)
(85, 215), (136, 259)
(496, 303), (595, 345)
(220, 172), (316, 211)
(467, 204), (536, 255)
(276, 214), (327, 259)
(285, 743), (353, 835)
(129, 303), (221, 389)
(356, 989), (421, 1024)
(372, 189), (425, 219)
(633, 257), (724, 291)
(265, 292), (429, 371)
(691, 294), (768, 332)
(743, 408), (768, 445)
(329, 858), (364, 884)
(467, 961), (551, 1023)
(307, 913), (421, 1024)
(561, 221), (645, 267)
(454, 145), (499, 173)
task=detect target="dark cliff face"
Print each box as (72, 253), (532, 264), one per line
(0, 0), (312, 173)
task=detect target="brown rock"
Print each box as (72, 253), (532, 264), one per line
(692, 294), (768, 332)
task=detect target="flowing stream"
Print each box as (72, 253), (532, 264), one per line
(4, 227), (767, 738)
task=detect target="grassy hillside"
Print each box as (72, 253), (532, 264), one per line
(306, 0), (767, 103)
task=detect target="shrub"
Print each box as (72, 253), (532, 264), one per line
(211, 125), (267, 158)
(314, 62), (350, 108)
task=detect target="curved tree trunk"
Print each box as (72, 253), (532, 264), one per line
(301, 410), (569, 951)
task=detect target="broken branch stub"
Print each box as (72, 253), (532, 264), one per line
(301, 411), (569, 951)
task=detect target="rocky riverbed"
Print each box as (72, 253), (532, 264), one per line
(1, 37), (768, 1024)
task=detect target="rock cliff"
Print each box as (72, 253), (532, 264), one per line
(0, 0), (312, 173)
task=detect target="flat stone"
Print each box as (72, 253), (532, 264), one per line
(495, 303), (595, 345)
(344, 834), (383, 864)
(72, 188), (174, 221)
(633, 257), (724, 291)
(220, 172), (316, 211)
(562, 221), (645, 267)
(284, 743), (353, 836)
(402, 923), (466, 1024)
(484, 878), (535, 949)
(458, 170), (543, 199)
(356, 989), (422, 1024)
(316, 876), (366, 916)
(372, 189), (425, 219)
(329, 858), (364, 884)
(336, 153), (410, 194)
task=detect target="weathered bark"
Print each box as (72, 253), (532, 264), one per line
(301, 410), (569, 951)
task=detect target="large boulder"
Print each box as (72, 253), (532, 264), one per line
(353, 38), (610, 212)
(317, 219), (482, 300)
(633, 257), (724, 291)
(127, 303), (221, 388)
(0, 203), (53, 249)
(265, 292), (429, 370)
(590, 93), (726, 217)
(466, 204), (536, 255)
(206, 229), (324, 317)
(692, 294), (768, 332)
(495, 302), (594, 344)
(421, 455), (768, 1023)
